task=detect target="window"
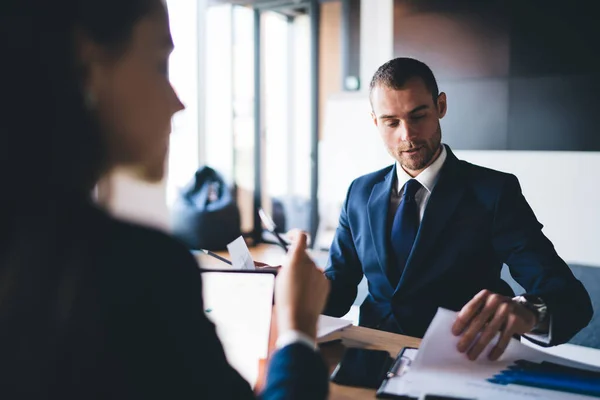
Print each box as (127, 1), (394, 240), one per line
(232, 6), (256, 233)
(202, 4), (256, 233)
(166, 0), (199, 206)
(167, 2), (317, 238)
(262, 12), (312, 232)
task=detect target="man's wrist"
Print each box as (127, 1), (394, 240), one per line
(513, 294), (548, 332)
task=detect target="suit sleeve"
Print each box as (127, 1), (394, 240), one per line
(148, 238), (328, 399)
(262, 343), (329, 400)
(323, 180), (365, 317)
(491, 174), (592, 346)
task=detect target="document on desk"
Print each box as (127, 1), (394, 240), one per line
(317, 315), (352, 343)
(227, 236), (255, 270)
(379, 308), (600, 399)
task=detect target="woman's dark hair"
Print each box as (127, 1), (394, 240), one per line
(2, 0), (160, 199)
(0, 0), (161, 395)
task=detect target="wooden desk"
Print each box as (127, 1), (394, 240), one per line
(194, 243), (285, 268)
(197, 244), (421, 398)
(194, 243), (329, 270)
(258, 315), (421, 399)
(322, 326), (421, 399)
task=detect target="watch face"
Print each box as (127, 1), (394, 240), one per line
(522, 295), (544, 306)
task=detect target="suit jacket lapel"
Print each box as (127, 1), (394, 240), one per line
(396, 146), (465, 294)
(367, 165), (396, 296)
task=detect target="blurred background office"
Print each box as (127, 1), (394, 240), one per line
(101, 0), (599, 350)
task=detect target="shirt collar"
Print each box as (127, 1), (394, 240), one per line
(395, 144), (447, 194)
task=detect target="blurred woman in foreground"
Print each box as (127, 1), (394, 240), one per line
(0, 0), (329, 398)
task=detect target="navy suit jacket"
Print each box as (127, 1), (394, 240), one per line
(324, 145), (592, 346)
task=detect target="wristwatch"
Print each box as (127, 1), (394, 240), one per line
(513, 294), (548, 329)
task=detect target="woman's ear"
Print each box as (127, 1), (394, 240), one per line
(75, 29), (106, 106)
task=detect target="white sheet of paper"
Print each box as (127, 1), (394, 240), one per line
(202, 271), (274, 388)
(380, 308), (600, 400)
(317, 315), (352, 339)
(413, 308), (596, 374)
(227, 236), (255, 270)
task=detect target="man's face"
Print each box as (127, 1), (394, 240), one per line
(371, 77), (447, 175)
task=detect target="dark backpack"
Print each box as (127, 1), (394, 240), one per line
(171, 166), (241, 251)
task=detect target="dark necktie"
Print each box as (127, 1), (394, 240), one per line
(388, 179), (422, 288)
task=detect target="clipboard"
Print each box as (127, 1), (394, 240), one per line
(376, 346), (419, 399)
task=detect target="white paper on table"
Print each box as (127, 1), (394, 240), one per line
(227, 236), (255, 270)
(379, 308), (600, 400)
(317, 315), (352, 339)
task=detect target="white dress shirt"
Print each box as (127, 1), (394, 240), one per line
(387, 145), (447, 227)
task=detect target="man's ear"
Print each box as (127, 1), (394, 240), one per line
(437, 92), (447, 119)
(371, 111), (378, 127)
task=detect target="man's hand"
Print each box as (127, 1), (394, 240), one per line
(253, 229), (312, 270)
(451, 289), (538, 361)
(285, 229), (311, 246)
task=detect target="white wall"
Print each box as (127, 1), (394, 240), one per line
(318, 93), (600, 267)
(108, 171), (170, 231)
(454, 150), (600, 267)
(319, 93), (389, 214)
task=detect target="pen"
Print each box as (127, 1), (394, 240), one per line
(199, 249), (232, 265)
(386, 347), (413, 379)
(386, 355), (412, 378)
(258, 208), (289, 251)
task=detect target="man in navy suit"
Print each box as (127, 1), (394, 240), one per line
(324, 58), (592, 361)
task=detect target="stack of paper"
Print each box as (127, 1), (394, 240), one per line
(379, 308), (600, 399)
(317, 315), (352, 344)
